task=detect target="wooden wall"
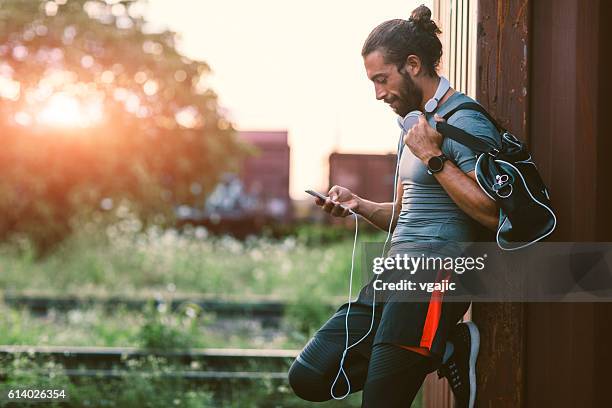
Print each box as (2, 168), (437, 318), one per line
(473, 0), (612, 407)
(472, 0), (529, 406)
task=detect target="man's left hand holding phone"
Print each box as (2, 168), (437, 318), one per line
(306, 185), (360, 217)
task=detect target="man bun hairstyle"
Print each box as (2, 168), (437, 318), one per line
(409, 4), (441, 36)
(361, 4), (442, 77)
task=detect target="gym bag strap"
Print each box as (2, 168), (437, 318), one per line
(441, 102), (503, 131)
(434, 102), (557, 251)
(437, 102), (504, 155)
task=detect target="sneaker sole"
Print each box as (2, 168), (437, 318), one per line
(464, 321), (480, 408)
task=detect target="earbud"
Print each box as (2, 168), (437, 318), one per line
(424, 76), (450, 113)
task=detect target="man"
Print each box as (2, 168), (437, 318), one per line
(288, 5), (500, 407)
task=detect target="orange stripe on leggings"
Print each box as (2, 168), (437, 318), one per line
(419, 269), (451, 349)
(396, 345), (432, 357)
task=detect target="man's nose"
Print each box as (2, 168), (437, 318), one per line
(375, 84), (387, 101)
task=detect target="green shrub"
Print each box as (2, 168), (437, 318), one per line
(0, 219), (376, 301)
(137, 302), (204, 351)
(0, 354), (213, 408)
(284, 287), (336, 340)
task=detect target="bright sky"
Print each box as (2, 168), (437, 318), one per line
(145, 0), (432, 199)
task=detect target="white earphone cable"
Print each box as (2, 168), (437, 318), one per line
(329, 78), (446, 399)
(330, 132), (403, 400)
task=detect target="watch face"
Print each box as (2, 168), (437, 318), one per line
(428, 155), (445, 173)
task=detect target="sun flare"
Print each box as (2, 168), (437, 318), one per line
(36, 92), (104, 128)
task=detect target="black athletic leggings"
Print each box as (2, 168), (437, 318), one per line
(288, 308), (433, 407)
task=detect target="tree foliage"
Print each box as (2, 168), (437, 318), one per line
(0, 0), (248, 249)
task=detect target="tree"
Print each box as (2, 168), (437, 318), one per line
(0, 0), (249, 250)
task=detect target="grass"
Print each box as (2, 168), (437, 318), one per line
(0, 217), (388, 346)
(0, 217), (395, 407)
(0, 300), (368, 407)
(1, 352), (367, 407)
(0, 353), (214, 408)
(0, 301), (302, 350)
(0, 218), (383, 301)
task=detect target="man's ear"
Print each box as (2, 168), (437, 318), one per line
(403, 54), (422, 76)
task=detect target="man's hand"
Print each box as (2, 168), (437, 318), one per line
(404, 113), (445, 163)
(314, 185), (360, 217)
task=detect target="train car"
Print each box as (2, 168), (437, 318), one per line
(328, 152), (397, 204)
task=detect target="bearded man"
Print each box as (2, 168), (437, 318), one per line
(288, 5), (500, 408)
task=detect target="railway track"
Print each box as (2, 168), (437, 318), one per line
(2, 293), (287, 327)
(0, 346), (298, 383)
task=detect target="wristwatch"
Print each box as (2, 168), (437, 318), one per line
(426, 153), (448, 175)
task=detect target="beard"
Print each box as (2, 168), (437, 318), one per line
(389, 70), (423, 117)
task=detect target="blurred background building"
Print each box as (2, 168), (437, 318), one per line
(176, 130), (292, 235)
(178, 129), (398, 232)
(238, 131), (291, 221)
(328, 153), (396, 203)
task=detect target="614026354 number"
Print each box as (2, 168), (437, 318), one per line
(6, 389), (67, 400)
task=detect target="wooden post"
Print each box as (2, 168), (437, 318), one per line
(428, 1), (612, 405)
(525, 0), (612, 406)
(472, 0), (529, 406)
(474, 0), (612, 407)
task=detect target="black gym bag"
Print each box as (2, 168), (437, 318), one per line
(436, 102), (557, 250)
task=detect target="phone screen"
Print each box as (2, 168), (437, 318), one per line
(305, 190), (327, 200)
(305, 190), (348, 210)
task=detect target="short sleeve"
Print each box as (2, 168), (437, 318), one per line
(440, 110), (501, 173)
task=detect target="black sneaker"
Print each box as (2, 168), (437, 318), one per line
(438, 321), (480, 408)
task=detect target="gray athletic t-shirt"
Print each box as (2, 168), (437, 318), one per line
(391, 92), (500, 246)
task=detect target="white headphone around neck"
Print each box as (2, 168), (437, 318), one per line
(424, 76), (450, 113)
(397, 110), (421, 133)
(396, 76), (451, 132)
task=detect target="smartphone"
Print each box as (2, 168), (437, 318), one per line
(305, 190), (348, 210)
(305, 189), (328, 201)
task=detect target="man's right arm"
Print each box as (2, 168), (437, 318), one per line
(316, 183), (403, 233)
